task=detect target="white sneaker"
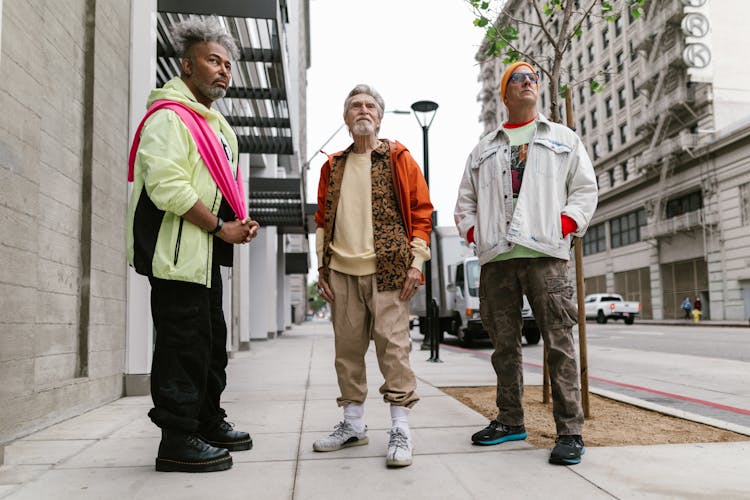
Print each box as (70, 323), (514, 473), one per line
(386, 427), (412, 467)
(313, 421), (368, 452)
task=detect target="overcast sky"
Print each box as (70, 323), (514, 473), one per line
(304, 0), (486, 238)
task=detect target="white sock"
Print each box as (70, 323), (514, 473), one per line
(390, 405), (411, 438)
(344, 403), (365, 433)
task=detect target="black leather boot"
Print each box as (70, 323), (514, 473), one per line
(155, 429), (232, 472)
(199, 421), (253, 451)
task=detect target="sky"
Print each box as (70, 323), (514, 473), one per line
(304, 0), (486, 236)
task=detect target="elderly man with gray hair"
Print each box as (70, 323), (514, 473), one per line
(127, 17), (259, 472)
(312, 84), (433, 467)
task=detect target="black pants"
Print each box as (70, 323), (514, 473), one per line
(148, 266), (228, 433)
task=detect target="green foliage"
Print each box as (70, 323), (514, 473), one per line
(468, 0), (645, 103)
(589, 78), (603, 94)
(307, 282), (326, 313)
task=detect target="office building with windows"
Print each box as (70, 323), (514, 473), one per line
(476, 0), (750, 320)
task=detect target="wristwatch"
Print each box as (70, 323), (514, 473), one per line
(210, 217), (223, 235)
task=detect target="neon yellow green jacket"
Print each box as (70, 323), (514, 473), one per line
(126, 77), (238, 287)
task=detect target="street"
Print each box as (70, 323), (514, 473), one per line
(436, 322), (750, 433)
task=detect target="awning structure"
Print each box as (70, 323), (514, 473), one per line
(247, 177), (306, 233)
(156, 0), (293, 156)
(156, 0), (310, 235)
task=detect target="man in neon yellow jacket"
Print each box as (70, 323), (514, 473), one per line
(127, 18), (259, 473)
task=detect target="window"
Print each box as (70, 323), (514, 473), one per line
(579, 86), (585, 106)
(740, 183), (750, 225)
(615, 16), (623, 37)
(466, 260), (480, 297)
(588, 43), (594, 62)
(616, 50), (624, 71)
(583, 223), (606, 255)
(577, 54), (584, 73)
(607, 132), (614, 152)
(621, 162), (629, 181)
(602, 28), (609, 48)
(608, 167), (615, 185)
(605, 97), (613, 117)
(568, 63), (574, 80)
(619, 123), (628, 144)
(610, 209), (647, 248)
(630, 41), (637, 61)
(631, 78), (638, 99)
(580, 118), (586, 136)
(590, 108), (598, 128)
(617, 86), (626, 108)
(666, 191), (703, 218)
(592, 141), (600, 160)
(604, 63), (611, 83)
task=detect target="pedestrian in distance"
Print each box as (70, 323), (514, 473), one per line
(681, 297), (693, 319)
(454, 61), (598, 465)
(694, 296), (702, 312)
(313, 84), (434, 468)
(127, 17), (259, 472)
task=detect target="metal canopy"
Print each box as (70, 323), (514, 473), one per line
(248, 178), (308, 233)
(156, 0), (294, 156)
(156, 0), (308, 237)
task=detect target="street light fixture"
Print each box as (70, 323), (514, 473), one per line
(410, 100), (441, 362)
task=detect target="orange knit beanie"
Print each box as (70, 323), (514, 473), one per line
(500, 61), (536, 100)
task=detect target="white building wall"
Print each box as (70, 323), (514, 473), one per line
(248, 226), (279, 339)
(125, 0), (157, 396)
(710, 1), (750, 129)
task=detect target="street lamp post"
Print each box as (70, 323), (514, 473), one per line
(411, 100), (441, 363)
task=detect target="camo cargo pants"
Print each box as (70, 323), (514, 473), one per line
(479, 257), (583, 435)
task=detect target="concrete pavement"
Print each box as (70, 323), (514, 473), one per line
(1, 320), (749, 499)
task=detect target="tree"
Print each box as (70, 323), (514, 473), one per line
(307, 282), (326, 314)
(467, 0), (645, 123)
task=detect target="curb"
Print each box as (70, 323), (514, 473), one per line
(589, 386), (750, 437)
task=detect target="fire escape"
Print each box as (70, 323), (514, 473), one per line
(631, 0), (715, 241)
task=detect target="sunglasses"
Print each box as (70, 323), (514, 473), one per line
(508, 72), (541, 84)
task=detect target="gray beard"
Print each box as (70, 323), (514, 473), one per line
(352, 121), (375, 136)
(198, 82), (227, 102)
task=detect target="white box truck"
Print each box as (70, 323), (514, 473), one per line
(412, 226), (540, 346)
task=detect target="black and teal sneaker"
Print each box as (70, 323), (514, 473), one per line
(471, 420), (527, 446)
(549, 435), (585, 465)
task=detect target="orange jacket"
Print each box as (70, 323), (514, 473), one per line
(315, 139), (433, 243)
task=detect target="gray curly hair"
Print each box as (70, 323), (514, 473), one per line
(343, 84), (385, 121)
(171, 17), (240, 61)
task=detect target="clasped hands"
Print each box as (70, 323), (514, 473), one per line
(218, 217), (260, 245)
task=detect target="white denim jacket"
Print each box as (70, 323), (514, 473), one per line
(454, 114), (598, 265)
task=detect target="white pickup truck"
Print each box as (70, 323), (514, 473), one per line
(584, 293), (640, 325)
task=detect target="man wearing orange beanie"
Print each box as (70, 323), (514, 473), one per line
(454, 61), (598, 465)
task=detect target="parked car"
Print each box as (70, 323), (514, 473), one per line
(584, 293), (640, 324)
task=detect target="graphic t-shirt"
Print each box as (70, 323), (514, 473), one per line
(491, 119), (550, 261)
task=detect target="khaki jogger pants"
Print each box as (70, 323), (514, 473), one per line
(329, 269), (419, 408)
(479, 257), (583, 436)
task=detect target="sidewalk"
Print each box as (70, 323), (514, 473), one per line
(1, 320), (748, 499)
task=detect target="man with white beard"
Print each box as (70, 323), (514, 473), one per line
(312, 84), (433, 468)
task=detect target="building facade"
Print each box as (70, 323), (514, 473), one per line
(477, 0), (750, 321)
(0, 0), (311, 450)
